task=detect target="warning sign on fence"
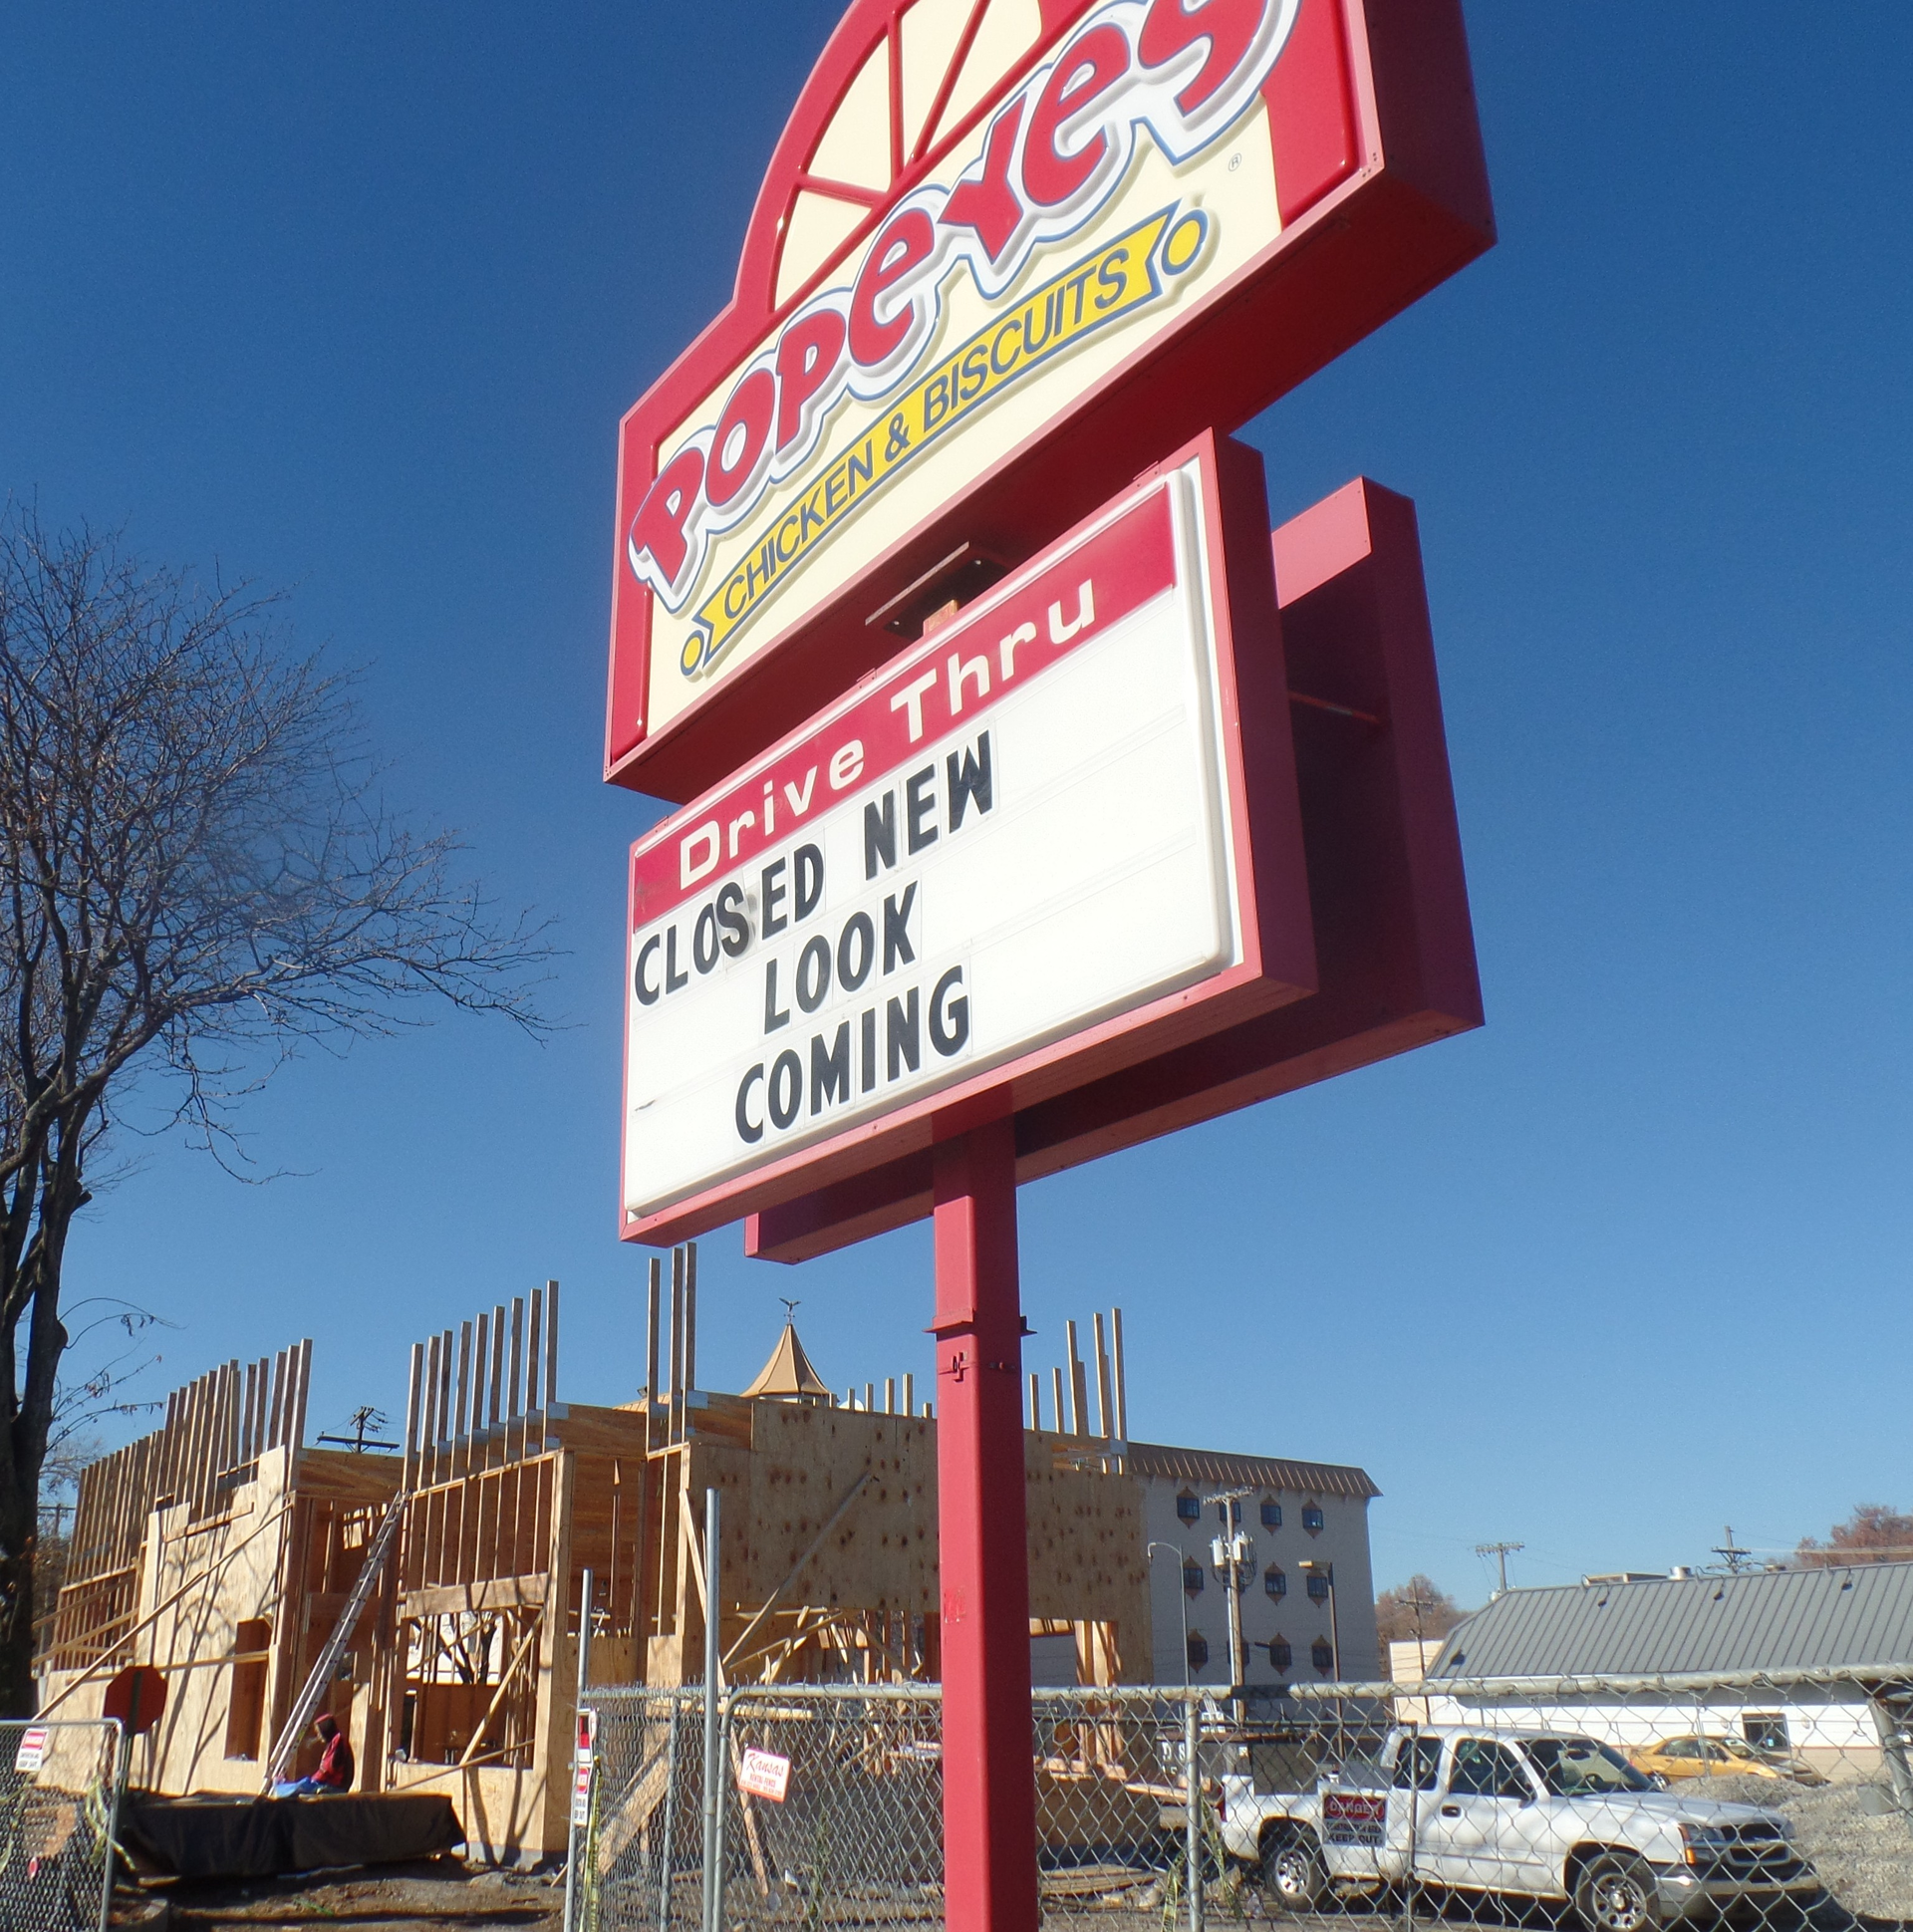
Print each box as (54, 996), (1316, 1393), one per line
(13, 1726), (47, 1773)
(737, 1747), (791, 1802)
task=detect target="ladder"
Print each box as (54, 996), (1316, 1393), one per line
(263, 1491), (408, 1789)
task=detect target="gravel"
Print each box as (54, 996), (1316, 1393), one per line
(1677, 1775), (1913, 1922)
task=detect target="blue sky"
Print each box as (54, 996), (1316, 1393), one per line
(4, 3), (1909, 1611)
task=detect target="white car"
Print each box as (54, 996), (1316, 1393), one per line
(1220, 1725), (1820, 1931)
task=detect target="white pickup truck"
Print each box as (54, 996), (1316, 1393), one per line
(1220, 1725), (1821, 1932)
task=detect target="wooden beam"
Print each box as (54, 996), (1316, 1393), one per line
(401, 1573), (550, 1622)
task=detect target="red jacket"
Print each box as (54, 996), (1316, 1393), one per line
(314, 1732), (355, 1792)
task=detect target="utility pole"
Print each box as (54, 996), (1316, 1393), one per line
(1474, 1541), (1523, 1596)
(1206, 1489), (1253, 1692)
(1713, 1526), (1752, 1574)
(317, 1404), (399, 1453)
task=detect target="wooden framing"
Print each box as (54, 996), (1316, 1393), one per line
(49, 1272), (1369, 1862)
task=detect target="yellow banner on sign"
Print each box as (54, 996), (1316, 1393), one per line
(685, 202), (1205, 676)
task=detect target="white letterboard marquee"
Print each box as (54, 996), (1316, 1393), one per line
(622, 449), (1301, 1232)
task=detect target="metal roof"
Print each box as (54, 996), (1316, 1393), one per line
(1431, 1563), (1913, 1679)
(1126, 1442), (1380, 1500)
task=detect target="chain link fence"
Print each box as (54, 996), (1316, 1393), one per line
(0, 1718), (122, 1932)
(574, 1674), (1913, 1932)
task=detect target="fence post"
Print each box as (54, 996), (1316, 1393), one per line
(701, 1488), (722, 1932)
(1184, 1692), (1204, 1932)
(101, 1718), (128, 1932)
(659, 1700), (683, 1932)
(1870, 1696), (1913, 1820)
(711, 1693), (732, 1932)
(565, 1567), (596, 1932)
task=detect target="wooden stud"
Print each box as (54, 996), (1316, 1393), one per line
(526, 1286), (544, 1445)
(1111, 1307), (1129, 1446)
(290, 1339), (313, 1454)
(682, 1246), (696, 1392)
(544, 1279), (559, 1413)
(403, 1344), (423, 1494)
(1092, 1311), (1113, 1442)
(489, 1304), (506, 1436)
(508, 1295), (526, 1423)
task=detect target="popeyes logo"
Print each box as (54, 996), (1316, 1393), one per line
(627, 0), (1299, 675)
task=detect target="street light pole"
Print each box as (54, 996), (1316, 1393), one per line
(1147, 1542), (1192, 1687)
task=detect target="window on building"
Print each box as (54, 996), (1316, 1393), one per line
(1269, 1638), (1291, 1671)
(1176, 1491), (1201, 1521)
(1301, 1504), (1325, 1533)
(1183, 1563), (1205, 1595)
(1187, 1632), (1210, 1671)
(1260, 1499), (1282, 1529)
(224, 1617), (272, 1761)
(1306, 1571), (1330, 1601)
(1744, 1713), (1789, 1755)
(1311, 1639), (1334, 1673)
(1264, 1567), (1286, 1598)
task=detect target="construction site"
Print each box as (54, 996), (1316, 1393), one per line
(39, 1250), (1379, 1863)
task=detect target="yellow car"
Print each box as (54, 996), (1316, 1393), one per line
(1630, 1735), (1825, 1787)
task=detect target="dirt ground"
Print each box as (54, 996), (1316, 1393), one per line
(119, 1856), (563, 1930)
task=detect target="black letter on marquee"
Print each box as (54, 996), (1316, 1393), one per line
(693, 904), (720, 973)
(635, 936), (662, 1005)
(768, 1050), (803, 1130)
(795, 935), (832, 1013)
(794, 843), (825, 921)
(886, 987), (921, 1081)
(906, 765), (939, 854)
(761, 857), (789, 936)
(864, 793), (896, 879)
(810, 1022), (851, 1113)
(837, 911), (875, 991)
(861, 1007), (877, 1092)
(665, 926), (688, 994)
(764, 960), (790, 1032)
(930, 965), (969, 1056)
(716, 881), (750, 957)
(884, 885), (918, 972)
(735, 1064), (765, 1144)
(947, 731), (992, 831)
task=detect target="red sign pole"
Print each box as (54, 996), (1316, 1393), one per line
(931, 1114), (1038, 1932)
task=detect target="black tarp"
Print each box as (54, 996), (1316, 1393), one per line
(122, 1790), (463, 1878)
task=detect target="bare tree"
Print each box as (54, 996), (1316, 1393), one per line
(1797, 1505), (1913, 1568)
(1374, 1573), (1465, 1646)
(0, 508), (550, 1712)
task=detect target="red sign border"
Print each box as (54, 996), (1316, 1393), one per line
(744, 470), (1484, 1262)
(620, 428), (1315, 1246)
(605, 0), (1494, 802)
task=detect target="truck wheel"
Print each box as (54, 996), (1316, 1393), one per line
(1260, 1829), (1328, 1912)
(1573, 1853), (1661, 1932)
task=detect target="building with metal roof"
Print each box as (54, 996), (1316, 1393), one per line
(1421, 1566), (1913, 1783)
(1432, 1563), (1913, 1681)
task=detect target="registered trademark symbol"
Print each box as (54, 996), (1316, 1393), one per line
(1229, 152), (1241, 170)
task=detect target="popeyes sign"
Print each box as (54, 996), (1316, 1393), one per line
(606, 0), (1493, 800)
